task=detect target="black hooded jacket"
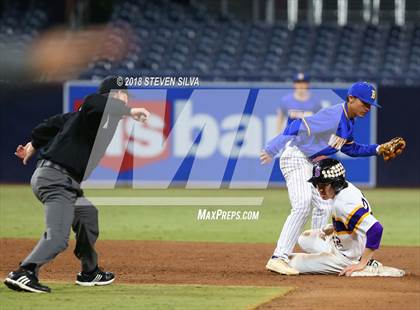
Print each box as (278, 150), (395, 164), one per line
(31, 93), (130, 182)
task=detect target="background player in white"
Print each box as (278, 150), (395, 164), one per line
(287, 158), (404, 277)
(276, 72), (325, 133)
(260, 81), (406, 275)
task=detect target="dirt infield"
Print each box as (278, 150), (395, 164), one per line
(1, 239), (419, 309)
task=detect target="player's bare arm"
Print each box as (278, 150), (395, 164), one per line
(340, 248), (375, 277)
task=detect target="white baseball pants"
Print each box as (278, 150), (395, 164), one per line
(289, 229), (355, 274)
(273, 145), (331, 259)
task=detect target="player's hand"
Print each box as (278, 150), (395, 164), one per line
(322, 224), (334, 236)
(14, 142), (36, 165)
(260, 150), (273, 165)
(339, 262), (366, 277)
(130, 108), (150, 123)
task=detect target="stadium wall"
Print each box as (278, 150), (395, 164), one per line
(0, 83), (418, 187)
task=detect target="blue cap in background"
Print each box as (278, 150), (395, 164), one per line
(293, 72), (310, 82)
(347, 81), (381, 107)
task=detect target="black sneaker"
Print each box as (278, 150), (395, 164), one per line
(4, 269), (51, 293)
(75, 268), (115, 286)
(367, 259), (382, 267)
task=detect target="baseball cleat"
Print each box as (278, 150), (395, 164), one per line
(266, 258), (299, 275)
(4, 269), (51, 293)
(75, 267), (115, 286)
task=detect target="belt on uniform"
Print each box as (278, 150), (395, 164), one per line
(37, 160), (76, 181)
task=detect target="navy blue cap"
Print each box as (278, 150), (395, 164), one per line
(293, 72), (310, 82)
(347, 81), (381, 107)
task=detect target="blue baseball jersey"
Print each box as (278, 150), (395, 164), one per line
(265, 103), (378, 160)
(279, 93), (323, 126)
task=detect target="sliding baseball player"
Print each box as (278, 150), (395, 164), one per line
(288, 158), (404, 277)
(260, 81), (406, 275)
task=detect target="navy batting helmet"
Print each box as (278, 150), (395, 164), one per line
(308, 158), (347, 193)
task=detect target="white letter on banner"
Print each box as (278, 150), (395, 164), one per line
(130, 115), (165, 157)
(173, 100), (219, 158)
(131, 89), (246, 188)
(219, 114), (262, 158)
(185, 89), (250, 188)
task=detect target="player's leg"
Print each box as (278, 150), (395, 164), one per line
(272, 151), (313, 260)
(5, 168), (77, 293)
(298, 229), (332, 254)
(72, 196), (99, 273)
(72, 196), (115, 286)
(289, 251), (352, 274)
(289, 228), (352, 274)
(310, 188), (331, 229)
(21, 168), (77, 270)
(266, 149), (314, 275)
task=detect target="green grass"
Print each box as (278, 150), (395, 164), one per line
(0, 283), (290, 310)
(0, 185), (419, 245)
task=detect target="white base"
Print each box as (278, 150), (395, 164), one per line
(350, 265), (405, 277)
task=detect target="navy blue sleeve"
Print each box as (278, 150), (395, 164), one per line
(264, 105), (343, 157)
(264, 119), (302, 157)
(366, 222), (383, 250)
(341, 141), (378, 157)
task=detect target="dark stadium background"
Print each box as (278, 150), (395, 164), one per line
(0, 0), (418, 186)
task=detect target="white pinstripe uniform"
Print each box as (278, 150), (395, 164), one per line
(273, 144), (331, 260)
(265, 101), (380, 262)
(265, 82), (384, 274)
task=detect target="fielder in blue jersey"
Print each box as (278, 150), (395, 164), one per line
(261, 81), (405, 276)
(276, 73), (325, 133)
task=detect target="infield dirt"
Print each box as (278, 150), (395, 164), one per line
(1, 239), (419, 309)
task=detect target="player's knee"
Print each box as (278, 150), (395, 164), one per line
(87, 206), (98, 218)
(48, 238), (69, 254)
(298, 230), (316, 251)
(44, 230), (70, 253)
(298, 231), (310, 247)
(57, 239), (69, 252)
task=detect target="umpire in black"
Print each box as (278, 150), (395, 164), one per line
(4, 76), (150, 293)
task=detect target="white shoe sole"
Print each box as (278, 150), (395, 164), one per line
(266, 259), (299, 275)
(4, 278), (48, 293)
(75, 277), (115, 286)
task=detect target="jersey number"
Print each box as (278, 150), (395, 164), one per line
(361, 197), (371, 212)
(332, 235), (343, 249)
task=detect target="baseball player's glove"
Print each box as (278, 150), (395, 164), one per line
(378, 137), (406, 161)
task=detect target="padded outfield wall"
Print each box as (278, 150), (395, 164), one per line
(0, 83), (418, 187)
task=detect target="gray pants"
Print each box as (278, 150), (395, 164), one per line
(21, 166), (98, 274)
